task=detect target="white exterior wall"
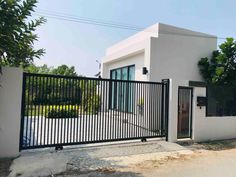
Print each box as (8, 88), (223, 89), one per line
(102, 52), (148, 81)
(193, 87), (236, 142)
(149, 25), (217, 82)
(0, 67), (23, 158)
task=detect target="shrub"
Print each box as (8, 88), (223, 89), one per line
(46, 108), (77, 118)
(86, 94), (101, 114)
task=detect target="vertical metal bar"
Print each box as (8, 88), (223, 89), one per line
(162, 79), (169, 141)
(154, 84), (157, 136)
(125, 81), (128, 139)
(44, 77), (51, 144)
(59, 77), (63, 144)
(130, 81), (133, 138)
(96, 79), (100, 141)
(53, 77), (57, 145)
(70, 79), (77, 143)
(92, 80), (96, 141)
(120, 80), (123, 139)
(107, 80), (110, 140)
(57, 77), (61, 145)
(42, 76), (47, 146)
(32, 76), (38, 146)
(68, 78), (72, 143)
(48, 77), (53, 144)
(87, 80), (90, 142)
(29, 75), (34, 147)
(25, 75), (31, 148)
(153, 84), (156, 137)
(159, 84), (162, 136)
(19, 73), (26, 150)
(161, 83), (165, 137)
(150, 84), (153, 137)
(80, 79), (84, 142)
(74, 78), (79, 143)
(98, 79), (102, 141)
(36, 76), (40, 146)
(90, 79), (94, 142)
(56, 77), (60, 145)
(152, 84), (156, 136)
(112, 80), (116, 140)
(136, 82), (140, 138)
(84, 80), (88, 142)
(138, 82), (142, 138)
(101, 80), (105, 140)
(66, 78), (69, 143)
(143, 83), (149, 136)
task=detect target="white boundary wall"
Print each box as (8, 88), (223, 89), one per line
(168, 78), (236, 142)
(193, 87), (236, 142)
(0, 67), (23, 158)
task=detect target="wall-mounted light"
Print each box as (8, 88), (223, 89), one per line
(142, 67), (148, 75)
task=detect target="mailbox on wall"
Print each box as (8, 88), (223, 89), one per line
(197, 96), (207, 106)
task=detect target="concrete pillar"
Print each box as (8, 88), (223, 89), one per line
(0, 67), (23, 158)
(167, 79), (189, 142)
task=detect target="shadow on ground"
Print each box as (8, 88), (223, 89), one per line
(51, 169), (142, 177)
(0, 158), (13, 177)
(181, 139), (236, 151)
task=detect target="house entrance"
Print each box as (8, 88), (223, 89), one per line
(177, 87), (193, 139)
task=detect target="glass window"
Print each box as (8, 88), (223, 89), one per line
(109, 65), (135, 112)
(207, 85), (236, 116)
(128, 66), (135, 81)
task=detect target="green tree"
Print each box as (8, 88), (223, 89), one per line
(25, 64), (52, 74)
(0, 0), (46, 68)
(51, 65), (77, 76)
(198, 38), (236, 85)
(25, 63), (78, 76)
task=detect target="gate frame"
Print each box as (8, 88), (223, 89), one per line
(19, 72), (170, 150)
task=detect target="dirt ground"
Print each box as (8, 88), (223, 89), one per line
(6, 139), (236, 177)
(52, 139), (236, 177)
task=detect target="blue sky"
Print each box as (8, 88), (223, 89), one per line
(34, 0), (236, 76)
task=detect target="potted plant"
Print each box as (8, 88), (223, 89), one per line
(137, 98), (144, 116)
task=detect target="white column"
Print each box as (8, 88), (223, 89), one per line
(0, 67), (23, 158)
(167, 79), (189, 142)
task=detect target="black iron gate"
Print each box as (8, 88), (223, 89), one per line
(20, 73), (169, 150)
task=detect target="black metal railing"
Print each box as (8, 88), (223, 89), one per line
(20, 73), (169, 150)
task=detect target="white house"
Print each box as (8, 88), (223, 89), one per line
(101, 23), (217, 82)
(101, 23), (236, 143)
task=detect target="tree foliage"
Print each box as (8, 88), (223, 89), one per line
(0, 0), (46, 67)
(198, 38), (236, 85)
(25, 64), (78, 76)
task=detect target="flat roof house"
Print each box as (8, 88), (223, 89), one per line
(101, 23), (217, 82)
(101, 23), (233, 143)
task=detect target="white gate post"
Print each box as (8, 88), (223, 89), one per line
(0, 67), (23, 158)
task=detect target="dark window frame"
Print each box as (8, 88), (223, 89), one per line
(206, 85), (236, 117)
(109, 65), (135, 112)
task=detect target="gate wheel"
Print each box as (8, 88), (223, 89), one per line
(141, 138), (147, 142)
(55, 146), (63, 151)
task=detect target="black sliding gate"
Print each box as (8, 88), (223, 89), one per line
(20, 73), (169, 150)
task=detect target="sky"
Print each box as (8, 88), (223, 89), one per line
(34, 0), (236, 76)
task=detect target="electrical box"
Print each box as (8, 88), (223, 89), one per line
(197, 96), (207, 106)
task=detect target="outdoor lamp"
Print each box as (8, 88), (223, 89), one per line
(142, 67), (148, 75)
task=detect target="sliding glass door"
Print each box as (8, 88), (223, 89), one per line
(110, 65), (135, 112)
